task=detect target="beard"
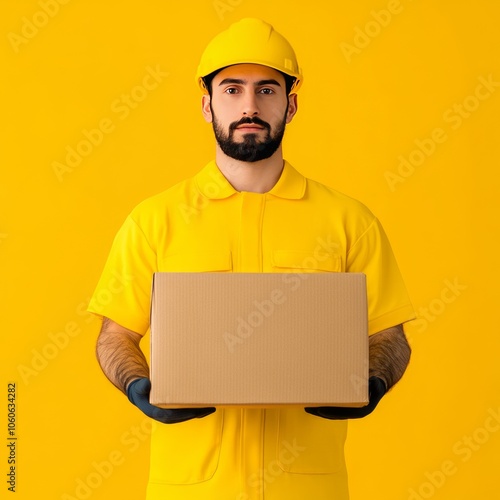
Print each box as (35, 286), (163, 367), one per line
(211, 107), (287, 163)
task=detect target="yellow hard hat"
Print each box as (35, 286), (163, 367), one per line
(196, 18), (303, 94)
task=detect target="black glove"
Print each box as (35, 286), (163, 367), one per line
(127, 378), (216, 424)
(305, 376), (387, 420)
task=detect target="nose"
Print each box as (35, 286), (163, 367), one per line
(241, 92), (259, 116)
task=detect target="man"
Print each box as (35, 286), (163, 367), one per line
(88, 18), (415, 499)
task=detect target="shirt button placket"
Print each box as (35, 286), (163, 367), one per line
(237, 191), (266, 499)
(238, 192), (265, 273)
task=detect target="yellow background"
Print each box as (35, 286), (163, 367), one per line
(1, 0), (499, 498)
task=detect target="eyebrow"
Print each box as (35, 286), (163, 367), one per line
(218, 78), (282, 87)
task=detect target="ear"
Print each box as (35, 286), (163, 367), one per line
(201, 94), (213, 123)
(286, 93), (298, 124)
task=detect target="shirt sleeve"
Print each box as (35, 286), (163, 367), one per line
(87, 213), (157, 335)
(346, 217), (416, 335)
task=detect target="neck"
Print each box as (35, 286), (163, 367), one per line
(214, 145), (284, 193)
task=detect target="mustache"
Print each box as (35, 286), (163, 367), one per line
(229, 117), (271, 132)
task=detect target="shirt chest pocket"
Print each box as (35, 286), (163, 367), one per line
(158, 251), (233, 272)
(271, 250), (342, 273)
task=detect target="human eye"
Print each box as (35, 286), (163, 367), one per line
(224, 87), (240, 94)
(258, 88), (275, 95)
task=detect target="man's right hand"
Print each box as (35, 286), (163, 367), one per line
(127, 378), (216, 424)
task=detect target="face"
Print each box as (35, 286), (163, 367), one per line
(202, 64), (298, 162)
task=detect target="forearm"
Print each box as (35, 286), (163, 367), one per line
(369, 324), (411, 391)
(96, 318), (149, 394)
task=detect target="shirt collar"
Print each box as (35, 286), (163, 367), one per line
(195, 161), (237, 199)
(268, 161), (307, 200)
(195, 160), (306, 200)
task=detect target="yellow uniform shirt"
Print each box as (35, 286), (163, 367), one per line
(88, 160), (415, 500)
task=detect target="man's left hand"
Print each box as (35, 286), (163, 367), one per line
(305, 376), (387, 420)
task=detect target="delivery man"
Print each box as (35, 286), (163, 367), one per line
(88, 18), (416, 499)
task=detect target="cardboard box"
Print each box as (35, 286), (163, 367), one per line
(149, 272), (369, 408)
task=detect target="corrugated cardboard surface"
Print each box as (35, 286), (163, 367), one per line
(150, 272), (369, 408)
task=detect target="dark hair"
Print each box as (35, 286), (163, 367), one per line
(202, 68), (296, 96)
